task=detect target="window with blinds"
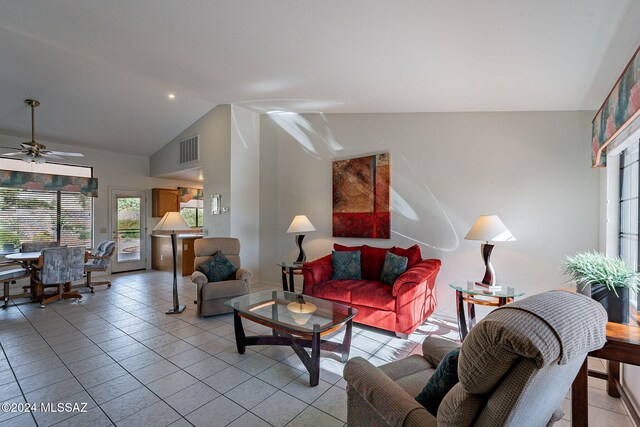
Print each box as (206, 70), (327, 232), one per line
(0, 189), (92, 248)
(0, 162), (93, 249)
(619, 141), (639, 310)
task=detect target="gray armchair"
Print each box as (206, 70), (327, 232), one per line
(191, 237), (251, 316)
(33, 246), (86, 307)
(82, 240), (116, 292)
(344, 290), (607, 427)
(21, 241), (60, 252)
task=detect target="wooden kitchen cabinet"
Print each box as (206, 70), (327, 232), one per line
(152, 188), (180, 217)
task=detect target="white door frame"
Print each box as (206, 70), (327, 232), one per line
(109, 187), (148, 273)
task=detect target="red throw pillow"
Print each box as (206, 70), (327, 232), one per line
(361, 245), (390, 280)
(391, 244), (422, 269)
(334, 243), (362, 252)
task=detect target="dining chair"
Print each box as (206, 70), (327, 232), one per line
(32, 246), (85, 307)
(21, 241), (60, 253)
(0, 261), (30, 309)
(82, 241), (116, 292)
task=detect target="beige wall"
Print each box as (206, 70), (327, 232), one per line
(150, 104), (260, 276)
(259, 111), (599, 317)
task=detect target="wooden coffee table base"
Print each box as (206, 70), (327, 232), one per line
(233, 309), (353, 387)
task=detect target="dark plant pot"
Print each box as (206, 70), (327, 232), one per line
(591, 284), (629, 324)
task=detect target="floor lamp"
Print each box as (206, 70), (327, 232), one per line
(154, 211), (190, 314)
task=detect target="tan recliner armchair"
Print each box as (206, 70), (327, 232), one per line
(344, 290), (607, 427)
(190, 237), (251, 316)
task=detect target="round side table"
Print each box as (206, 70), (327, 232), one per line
(277, 262), (304, 293)
(449, 281), (525, 341)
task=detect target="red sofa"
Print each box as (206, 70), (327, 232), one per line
(302, 244), (441, 338)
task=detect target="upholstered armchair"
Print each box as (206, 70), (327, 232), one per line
(344, 290), (607, 427)
(32, 246), (86, 307)
(82, 240), (116, 292)
(21, 241), (60, 252)
(190, 237), (251, 316)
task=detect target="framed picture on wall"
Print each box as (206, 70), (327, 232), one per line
(332, 153), (390, 238)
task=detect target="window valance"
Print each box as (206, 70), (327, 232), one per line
(592, 45), (640, 168)
(0, 170), (98, 197)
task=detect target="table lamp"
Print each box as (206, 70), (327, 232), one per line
(464, 215), (515, 290)
(287, 215), (316, 265)
(154, 211), (190, 314)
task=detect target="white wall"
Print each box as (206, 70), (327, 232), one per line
(150, 104), (261, 277)
(0, 133), (199, 270)
(259, 111), (599, 317)
(151, 105), (232, 236)
(230, 105), (260, 275)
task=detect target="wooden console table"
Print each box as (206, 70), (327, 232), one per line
(571, 321), (640, 426)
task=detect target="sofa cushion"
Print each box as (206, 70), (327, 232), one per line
(314, 279), (363, 303)
(415, 347), (460, 416)
(334, 243), (362, 252)
(335, 243), (390, 280)
(351, 281), (396, 311)
(391, 244), (422, 269)
(380, 252), (408, 285)
(332, 250), (361, 280)
(361, 245), (391, 280)
(197, 251), (237, 282)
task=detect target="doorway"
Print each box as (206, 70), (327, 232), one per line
(110, 188), (147, 273)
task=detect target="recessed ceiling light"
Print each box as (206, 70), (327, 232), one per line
(168, 93), (176, 99)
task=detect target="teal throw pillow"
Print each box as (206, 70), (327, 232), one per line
(380, 251), (408, 285)
(331, 250), (361, 280)
(415, 348), (461, 416)
(197, 251), (237, 282)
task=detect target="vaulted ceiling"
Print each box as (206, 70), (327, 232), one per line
(0, 0), (639, 156)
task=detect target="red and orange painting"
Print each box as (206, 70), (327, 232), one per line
(332, 153), (390, 239)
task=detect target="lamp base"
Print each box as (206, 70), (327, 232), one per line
(166, 305), (186, 314)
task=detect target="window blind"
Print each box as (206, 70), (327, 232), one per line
(0, 188), (92, 248)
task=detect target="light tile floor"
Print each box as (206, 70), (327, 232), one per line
(0, 270), (636, 426)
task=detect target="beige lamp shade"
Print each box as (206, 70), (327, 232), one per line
(464, 215), (515, 242)
(154, 211), (190, 232)
(287, 215), (316, 233)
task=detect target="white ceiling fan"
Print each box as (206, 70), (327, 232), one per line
(0, 99), (84, 164)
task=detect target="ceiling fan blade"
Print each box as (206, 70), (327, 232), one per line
(0, 146), (21, 151)
(46, 151), (84, 157)
(39, 153), (64, 159)
(1, 152), (25, 157)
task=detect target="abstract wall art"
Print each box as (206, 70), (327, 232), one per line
(332, 153), (390, 238)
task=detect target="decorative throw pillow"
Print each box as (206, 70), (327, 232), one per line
(331, 250), (361, 280)
(415, 348), (461, 416)
(380, 252), (408, 285)
(334, 243), (389, 280)
(391, 244), (422, 269)
(196, 251), (237, 282)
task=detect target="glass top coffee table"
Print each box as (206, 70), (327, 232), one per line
(225, 290), (357, 386)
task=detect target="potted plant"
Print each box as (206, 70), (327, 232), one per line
(562, 251), (638, 324)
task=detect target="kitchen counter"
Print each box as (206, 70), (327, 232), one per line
(151, 234), (203, 276)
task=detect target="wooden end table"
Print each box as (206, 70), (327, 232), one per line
(277, 262), (303, 293)
(571, 321), (640, 426)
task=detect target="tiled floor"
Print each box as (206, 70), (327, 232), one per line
(0, 270), (636, 426)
